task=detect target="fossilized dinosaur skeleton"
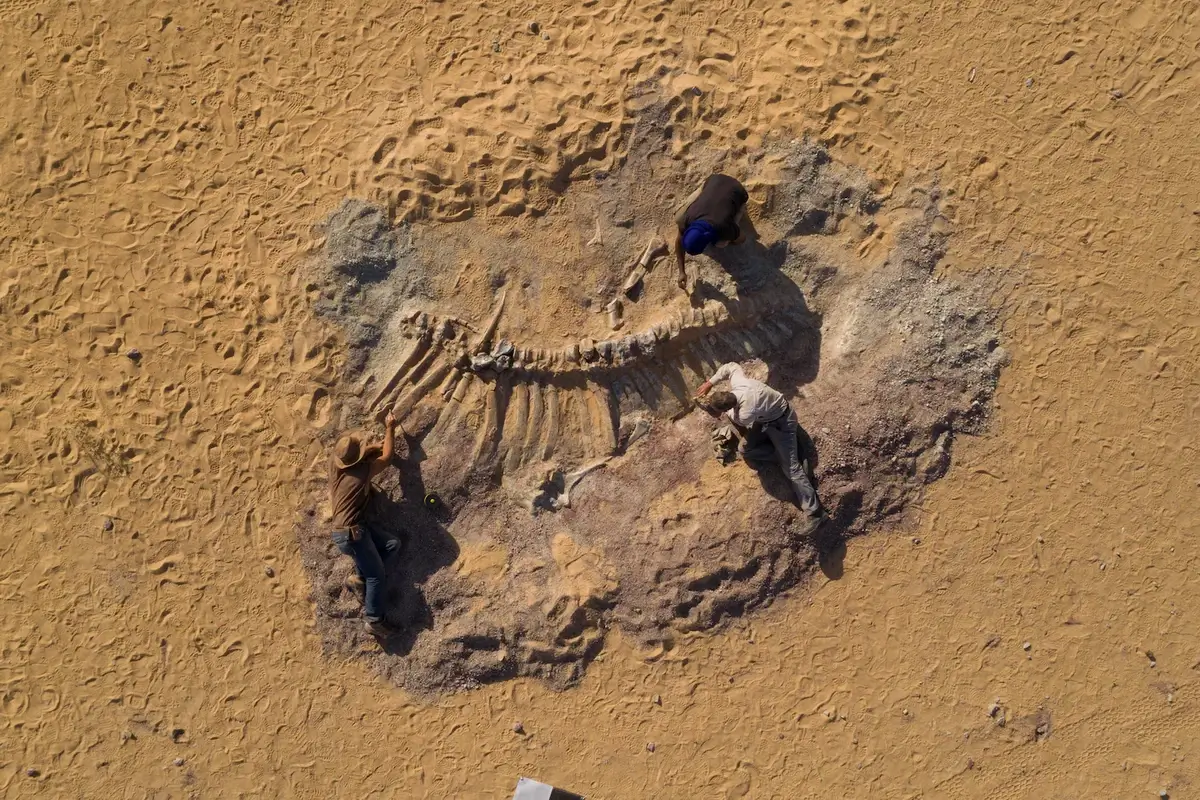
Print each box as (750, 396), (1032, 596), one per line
(366, 282), (817, 479)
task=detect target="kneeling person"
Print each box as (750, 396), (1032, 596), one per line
(696, 363), (823, 518)
(674, 174), (750, 291)
(329, 410), (403, 636)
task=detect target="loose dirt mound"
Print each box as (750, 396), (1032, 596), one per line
(298, 136), (1004, 694)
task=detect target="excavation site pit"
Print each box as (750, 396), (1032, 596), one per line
(297, 132), (1006, 695)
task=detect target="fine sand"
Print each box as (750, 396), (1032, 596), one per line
(3, 0), (1199, 798)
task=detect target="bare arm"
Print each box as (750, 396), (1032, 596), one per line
(674, 232), (687, 290)
(369, 411), (397, 479)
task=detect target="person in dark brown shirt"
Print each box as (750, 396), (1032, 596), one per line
(674, 174), (750, 292)
(329, 410), (401, 636)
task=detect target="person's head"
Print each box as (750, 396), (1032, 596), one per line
(700, 390), (737, 416)
(682, 221), (718, 255)
(333, 433), (379, 470)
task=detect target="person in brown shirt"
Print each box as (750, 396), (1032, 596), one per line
(329, 410), (401, 636)
(674, 174), (750, 292)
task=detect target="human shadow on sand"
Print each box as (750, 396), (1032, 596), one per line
(693, 227), (860, 567)
(360, 436), (460, 656)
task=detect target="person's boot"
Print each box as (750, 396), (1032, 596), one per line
(364, 618), (393, 637)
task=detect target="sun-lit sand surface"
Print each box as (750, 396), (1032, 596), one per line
(3, 0), (1199, 797)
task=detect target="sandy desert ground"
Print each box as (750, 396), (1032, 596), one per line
(2, 0), (1199, 797)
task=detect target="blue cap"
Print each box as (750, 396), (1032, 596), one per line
(682, 221), (717, 255)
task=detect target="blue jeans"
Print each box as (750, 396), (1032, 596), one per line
(332, 525), (400, 622)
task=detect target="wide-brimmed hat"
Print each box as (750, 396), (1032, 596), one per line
(333, 433), (378, 470)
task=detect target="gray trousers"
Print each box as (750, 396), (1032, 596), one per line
(753, 408), (821, 515)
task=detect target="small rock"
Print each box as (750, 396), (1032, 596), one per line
(1146, 650), (1157, 666)
(987, 702), (1001, 718)
(502, 73), (513, 84)
(512, 721), (524, 735)
(173, 757), (185, 767)
(1111, 89), (1124, 99)
(1023, 641), (1032, 651)
(646, 742), (656, 753)
(528, 21), (540, 34)
(1160, 791), (1169, 800)
(541, 32), (550, 40)
(264, 566), (275, 578)
(652, 695), (661, 706)
(26, 768), (40, 778)
(491, 41), (500, 53)
(1025, 77), (1034, 87)
(103, 518), (114, 532)
(126, 348), (142, 361)
(171, 728), (185, 742)
(912, 537), (921, 545)
(120, 730), (134, 742)
(966, 758), (975, 769)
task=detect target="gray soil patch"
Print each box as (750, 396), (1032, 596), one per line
(297, 110), (1005, 695)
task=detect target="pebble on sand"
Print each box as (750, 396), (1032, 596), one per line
(264, 566), (275, 578)
(103, 518), (114, 531)
(646, 742), (656, 753)
(126, 348), (142, 361)
(1022, 641), (1032, 651)
(173, 757), (185, 767)
(528, 21), (540, 34)
(512, 721), (524, 735)
(26, 768), (40, 778)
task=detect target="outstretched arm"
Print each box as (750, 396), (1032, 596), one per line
(697, 362), (741, 398)
(709, 362), (739, 385)
(369, 411), (398, 479)
(674, 232), (687, 290)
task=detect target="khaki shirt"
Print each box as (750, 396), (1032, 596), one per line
(711, 363), (788, 428)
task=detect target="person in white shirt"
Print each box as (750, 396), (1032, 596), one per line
(696, 363), (823, 517)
